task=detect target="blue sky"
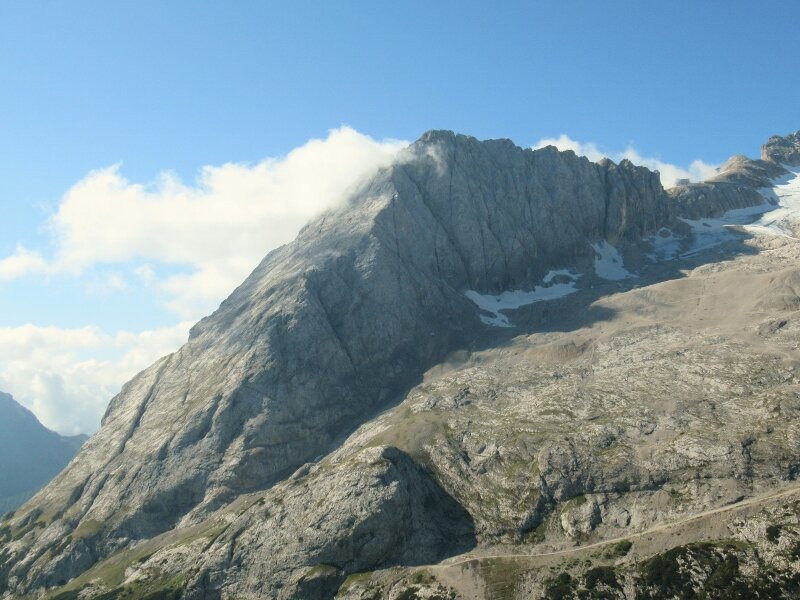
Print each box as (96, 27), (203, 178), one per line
(1, 1), (798, 433)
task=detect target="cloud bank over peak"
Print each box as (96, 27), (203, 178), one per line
(533, 134), (719, 188)
(0, 126), (408, 434)
(2, 126), (409, 318)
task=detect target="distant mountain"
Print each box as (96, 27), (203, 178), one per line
(0, 391), (86, 514)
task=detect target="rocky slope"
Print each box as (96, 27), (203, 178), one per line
(1, 129), (800, 599)
(0, 392), (86, 515)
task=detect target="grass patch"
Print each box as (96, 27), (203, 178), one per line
(55, 572), (185, 600)
(73, 519), (103, 540)
(338, 571), (373, 593)
(301, 563), (340, 579)
(10, 519), (44, 541)
(479, 557), (526, 599)
(43, 520), (225, 599)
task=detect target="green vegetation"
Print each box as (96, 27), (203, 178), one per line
(539, 408), (576, 419)
(40, 520), (226, 600)
(603, 539), (632, 558)
(635, 540), (792, 599)
(538, 536), (800, 600)
(705, 553), (739, 590)
(766, 524), (782, 543)
(544, 572), (575, 600)
(0, 547), (12, 591)
(521, 522), (546, 544)
(10, 519), (44, 541)
(410, 570), (434, 585)
(49, 573), (185, 600)
(389, 582), (456, 600)
(48, 535), (73, 559)
(790, 540), (800, 561)
(479, 557), (525, 599)
(338, 570), (373, 592)
(640, 544), (707, 598)
(301, 563), (340, 579)
(73, 519), (104, 540)
(566, 494), (587, 508)
(395, 586), (421, 600)
(668, 488), (686, 502)
(584, 566), (619, 590)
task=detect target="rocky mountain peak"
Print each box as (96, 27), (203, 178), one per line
(2, 128), (798, 600)
(762, 130), (800, 165)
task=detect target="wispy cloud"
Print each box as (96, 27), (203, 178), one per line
(532, 134), (718, 188)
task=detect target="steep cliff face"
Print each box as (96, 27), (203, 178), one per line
(1, 130), (792, 599)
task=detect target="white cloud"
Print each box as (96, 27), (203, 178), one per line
(134, 264), (156, 286)
(3, 126), (408, 319)
(0, 322), (191, 435)
(533, 134), (718, 188)
(85, 272), (130, 296)
(0, 245), (48, 280)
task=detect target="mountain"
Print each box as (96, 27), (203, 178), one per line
(2, 129), (800, 599)
(0, 392), (86, 515)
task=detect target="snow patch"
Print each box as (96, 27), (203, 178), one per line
(465, 270), (581, 328)
(743, 168), (800, 238)
(543, 269), (578, 284)
(680, 202), (776, 257)
(646, 228), (683, 261)
(591, 241), (634, 280)
(679, 167), (800, 256)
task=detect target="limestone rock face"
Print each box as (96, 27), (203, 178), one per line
(1, 129), (793, 599)
(182, 446), (475, 600)
(763, 130), (800, 166)
(665, 150), (789, 219)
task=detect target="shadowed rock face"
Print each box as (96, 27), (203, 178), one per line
(1, 130), (794, 598)
(185, 446), (476, 600)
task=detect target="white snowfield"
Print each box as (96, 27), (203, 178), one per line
(745, 167), (800, 238)
(647, 227), (682, 261)
(680, 167), (800, 257)
(465, 270), (581, 327)
(591, 240), (635, 280)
